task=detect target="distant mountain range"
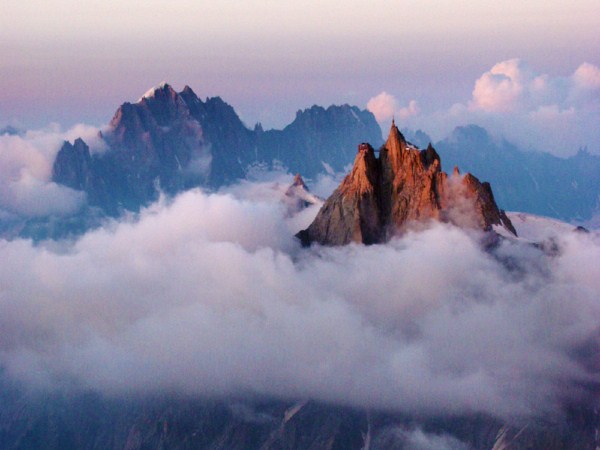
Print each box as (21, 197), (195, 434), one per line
(48, 85), (600, 228)
(2, 82), (599, 240)
(405, 126), (600, 224)
(52, 83), (382, 217)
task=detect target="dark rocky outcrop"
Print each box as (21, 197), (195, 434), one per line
(0, 386), (597, 450)
(299, 121), (516, 246)
(52, 138), (117, 214)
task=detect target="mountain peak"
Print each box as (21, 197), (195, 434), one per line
(138, 82), (177, 102)
(297, 143), (383, 246)
(340, 143), (379, 196)
(386, 120), (405, 146)
(284, 174), (323, 216)
(299, 133), (516, 246)
(181, 85), (194, 95)
(291, 173), (307, 189)
(449, 124), (492, 145)
(180, 85), (201, 103)
(381, 120), (408, 175)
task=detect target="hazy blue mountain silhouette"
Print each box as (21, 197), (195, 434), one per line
(404, 125), (600, 223)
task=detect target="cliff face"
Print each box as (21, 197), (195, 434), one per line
(299, 121), (516, 246)
(297, 143), (382, 245)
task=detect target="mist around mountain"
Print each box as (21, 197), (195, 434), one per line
(0, 126), (22, 136)
(2, 82), (598, 242)
(1, 177), (599, 448)
(0, 84), (377, 241)
(403, 125), (600, 224)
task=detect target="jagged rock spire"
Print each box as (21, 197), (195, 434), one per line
(291, 173), (307, 189)
(382, 119), (407, 175)
(297, 143), (382, 246)
(423, 143), (440, 168)
(340, 143), (380, 196)
(386, 119), (405, 150)
(298, 134), (516, 246)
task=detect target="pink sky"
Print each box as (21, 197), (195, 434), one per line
(1, 0), (599, 154)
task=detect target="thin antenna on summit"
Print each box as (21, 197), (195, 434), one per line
(391, 116), (396, 128)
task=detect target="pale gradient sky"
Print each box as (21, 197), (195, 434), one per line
(1, 0), (599, 149)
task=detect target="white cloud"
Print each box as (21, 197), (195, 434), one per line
(470, 59), (527, 112)
(367, 91), (398, 122)
(398, 99), (421, 120)
(379, 60), (600, 156)
(530, 104), (575, 118)
(0, 182), (599, 422)
(573, 62), (600, 90)
(0, 127), (89, 218)
(367, 92), (419, 123)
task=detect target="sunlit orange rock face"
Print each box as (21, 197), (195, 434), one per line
(298, 121), (516, 246)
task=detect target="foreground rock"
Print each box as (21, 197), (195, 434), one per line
(298, 121), (516, 246)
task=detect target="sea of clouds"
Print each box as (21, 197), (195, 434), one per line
(0, 169), (599, 423)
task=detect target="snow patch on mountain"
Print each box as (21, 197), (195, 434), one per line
(138, 81), (170, 102)
(506, 212), (585, 241)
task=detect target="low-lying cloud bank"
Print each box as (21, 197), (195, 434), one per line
(1, 182), (599, 422)
(368, 59), (600, 156)
(0, 124), (107, 219)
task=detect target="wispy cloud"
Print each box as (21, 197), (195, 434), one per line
(367, 92), (420, 122)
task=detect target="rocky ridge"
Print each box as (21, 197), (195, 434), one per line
(405, 124), (600, 224)
(283, 174), (322, 215)
(51, 83), (381, 218)
(298, 121), (516, 246)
